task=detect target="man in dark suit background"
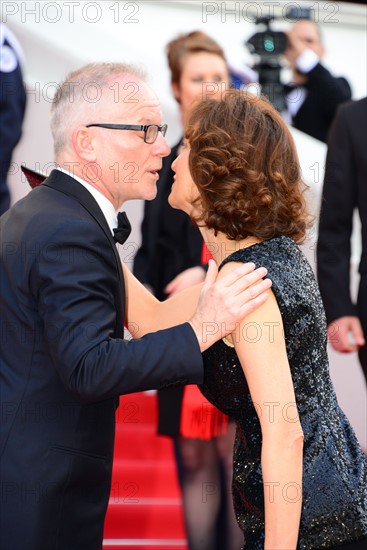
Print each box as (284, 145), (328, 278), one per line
(317, 97), (367, 386)
(0, 62), (271, 550)
(0, 23), (27, 214)
(284, 19), (352, 143)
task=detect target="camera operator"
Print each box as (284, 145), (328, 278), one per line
(283, 19), (351, 143)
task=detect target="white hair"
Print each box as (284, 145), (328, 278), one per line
(49, 62), (147, 157)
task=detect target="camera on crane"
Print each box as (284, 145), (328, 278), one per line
(245, 7), (312, 112)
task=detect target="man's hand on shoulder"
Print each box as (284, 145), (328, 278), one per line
(189, 259), (272, 352)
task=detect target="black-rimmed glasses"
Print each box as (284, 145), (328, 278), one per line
(86, 123), (168, 144)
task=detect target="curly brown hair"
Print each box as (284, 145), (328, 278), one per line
(186, 90), (311, 243)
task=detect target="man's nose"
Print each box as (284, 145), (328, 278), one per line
(154, 132), (171, 157)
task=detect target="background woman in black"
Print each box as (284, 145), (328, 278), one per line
(133, 31), (243, 550)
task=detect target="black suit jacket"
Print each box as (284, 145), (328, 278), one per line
(317, 98), (367, 329)
(289, 62), (352, 143)
(0, 169), (203, 549)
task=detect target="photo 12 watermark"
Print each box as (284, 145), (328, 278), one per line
(201, 2), (340, 24)
(1, 1), (140, 24)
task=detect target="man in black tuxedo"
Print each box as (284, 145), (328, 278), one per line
(0, 62), (271, 550)
(284, 19), (351, 143)
(317, 97), (367, 385)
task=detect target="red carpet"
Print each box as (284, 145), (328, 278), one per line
(103, 392), (187, 550)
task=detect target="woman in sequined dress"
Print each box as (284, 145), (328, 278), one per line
(168, 90), (367, 549)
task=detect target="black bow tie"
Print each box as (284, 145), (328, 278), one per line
(113, 211), (131, 244)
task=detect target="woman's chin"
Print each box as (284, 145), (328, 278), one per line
(168, 194), (192, 215)
(168, 194), (179, 210)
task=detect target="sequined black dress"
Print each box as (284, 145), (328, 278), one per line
(200, 236), (367, 549)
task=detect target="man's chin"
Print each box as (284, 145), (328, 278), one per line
(144, 185), (158, 201)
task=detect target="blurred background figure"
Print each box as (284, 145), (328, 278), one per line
(0, 23), (26, 214)
(283, 18), (352, 142)
(133, 31), (243, 550)
(317, 97), (367, 389)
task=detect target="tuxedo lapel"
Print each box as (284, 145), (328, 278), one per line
(43, 170), (112, 238)
(43, 170), (126, 336)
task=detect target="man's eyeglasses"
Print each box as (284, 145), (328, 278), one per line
(86, 123), (168, 144)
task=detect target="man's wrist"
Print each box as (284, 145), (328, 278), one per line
(188, 316), (219, 353)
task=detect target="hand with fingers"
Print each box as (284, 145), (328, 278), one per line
(189, 259), (271, 352)
(164, 266), (207, 296)
(327, 316), (366, 354)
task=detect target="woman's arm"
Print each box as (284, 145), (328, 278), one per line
(122, 262), (202, 338)
(226, 262), (303, 549)
(123, 260), (272, 351)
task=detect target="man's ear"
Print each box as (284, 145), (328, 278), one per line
(72, 126), (96, 161)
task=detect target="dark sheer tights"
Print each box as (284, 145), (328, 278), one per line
(176, 422), (243, 550)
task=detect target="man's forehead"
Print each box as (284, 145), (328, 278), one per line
(117, 95), (162, 121)
(295, 20), (319, 38)
(94, 76), (162, 121)
(111, 75), (157, 101)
